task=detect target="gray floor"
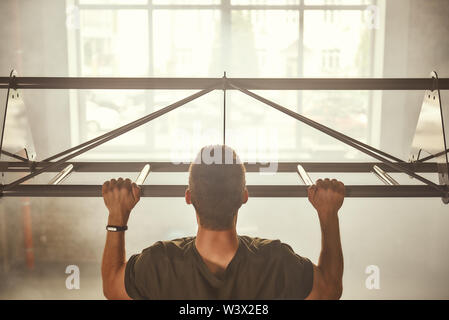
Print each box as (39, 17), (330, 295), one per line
(2, 262), (449, 300)
(0, 263), (104, 300)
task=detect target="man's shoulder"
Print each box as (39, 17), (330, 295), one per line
(238, 235), (311, 271)
(239, 235), (288, 255)
(141, 236), (196, 258)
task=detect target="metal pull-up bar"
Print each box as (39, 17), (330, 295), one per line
(1, 185), (442, 198)
(0, 161), (439, 173)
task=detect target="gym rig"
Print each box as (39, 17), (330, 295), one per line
(1, 72), (449, 202)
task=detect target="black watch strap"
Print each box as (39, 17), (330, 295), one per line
(106, 225), (128, 232)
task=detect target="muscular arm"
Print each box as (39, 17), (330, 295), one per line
(101, 229), (130, 300)
(101, 178), (140, 300)
(305, 179), (344, 300)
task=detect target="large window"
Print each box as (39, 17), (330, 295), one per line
(70, 0), (377, 161)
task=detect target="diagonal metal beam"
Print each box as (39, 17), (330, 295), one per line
(1, 84), (219, 192)
(1, 150), (29, 162)
(229, 81), (447, 196)
(416, 148), (449, 163)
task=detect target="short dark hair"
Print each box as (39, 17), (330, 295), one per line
(188, 145), (246, 230)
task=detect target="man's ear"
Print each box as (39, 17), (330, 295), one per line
(242, 188), (249, 204)
(185, 188), (192, 205)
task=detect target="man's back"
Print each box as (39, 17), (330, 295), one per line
(101, 146), (344, 300)
(125, 235), (314, 300)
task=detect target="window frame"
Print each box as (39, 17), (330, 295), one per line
(71, 0), (378, 160)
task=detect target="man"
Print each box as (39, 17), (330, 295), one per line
(101, 145), (344, 300)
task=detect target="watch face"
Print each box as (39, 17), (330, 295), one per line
(106, 226), (117, 231)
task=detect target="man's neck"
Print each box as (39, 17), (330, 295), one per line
(195, 226), (239, 273)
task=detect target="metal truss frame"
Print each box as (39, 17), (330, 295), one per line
(1, 74), (448, 199)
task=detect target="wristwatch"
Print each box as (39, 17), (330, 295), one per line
(106, 225), (128, 232)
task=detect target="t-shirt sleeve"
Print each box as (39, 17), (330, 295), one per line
(124, 243), (165, 300)
(124, 253), (146, 300)
(279, 243), (314, 299)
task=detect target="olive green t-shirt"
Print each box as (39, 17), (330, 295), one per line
(125, 235), (314, 300)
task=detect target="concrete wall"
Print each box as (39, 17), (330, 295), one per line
(380, 0), (449, 158)
(0, 0), (71, 158)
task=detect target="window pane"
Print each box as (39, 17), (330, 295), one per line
(153, 0), (219, 4)
(303, 10), (372, 77)
(80, 10), (149, 76)
(79, 0), (148, 4)
(79, 10), (149, 146)
(149, 90), (223, 161)
(304, 0), (372, 4)
(301, 90), (369, 153)
(153, 10), (220, 76)
(227, 10), (300, 159)
(302, 10), (372, 156)
(82, 90), (147, 146)
(230, 10), (299, 77)
(227, 91), (300, 161)
(232, 0), (299, 4)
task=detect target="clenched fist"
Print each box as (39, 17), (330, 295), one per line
(102, 178), (141, 226)
(308, 178), (345, 220)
